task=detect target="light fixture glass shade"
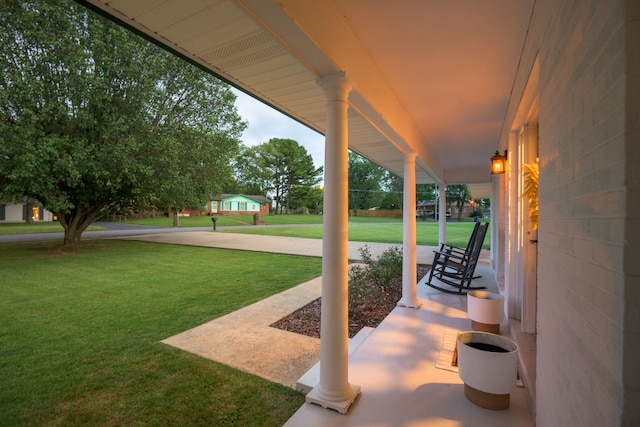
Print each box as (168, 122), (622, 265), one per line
(491, 151), (506, 174)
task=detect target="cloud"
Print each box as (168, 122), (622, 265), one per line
(232, 89), (325, 170)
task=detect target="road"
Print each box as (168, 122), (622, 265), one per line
(0, 222), (213, 244)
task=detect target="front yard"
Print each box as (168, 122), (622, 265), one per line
(0, 240), (322, 426)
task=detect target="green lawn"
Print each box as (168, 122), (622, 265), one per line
(0, 216), (488, 248)
(0, 222), (104, 235)
(0, 240), (322, 426)
(218, 221), (491, 249)
(124, 213), (404, 228)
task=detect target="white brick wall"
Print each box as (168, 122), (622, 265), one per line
(623, 0), (640, 423)
(504, 0), (637, 424)
(539, 0), (626, 424)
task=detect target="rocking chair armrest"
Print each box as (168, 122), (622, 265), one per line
(432, 249), (467, 262)
(443, 247), (468, 256)
(441, 243), (465, 251)
(437, 243), (468, 255)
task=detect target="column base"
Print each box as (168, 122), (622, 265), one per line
(305, 384), (361, 415)
(397, 299), (422, 309)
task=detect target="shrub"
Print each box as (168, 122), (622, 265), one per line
(348, 245), (403, 306)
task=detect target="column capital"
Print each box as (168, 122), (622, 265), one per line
(317, 72), (352, 102)
(404, 151), (418, 163)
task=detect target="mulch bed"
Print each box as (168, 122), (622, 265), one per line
(271, 265), (430, 338)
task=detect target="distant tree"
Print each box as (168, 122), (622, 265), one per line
(307, 186), (325, 213)
(416, 184), (438, 204)
(446, 184), (471, 219)
(233, 145), (273, 196)
(385, 174), (404, 211)
(272, 139), (322, 213)
(235, 139), (322, 213)
(153, 130), (241, 228)
(379, 192), (400, 210)
(476, 198), (491, 214)
(0, 0), (246, 249)
(289, 185), (323, 213)
(348, 152), (387, 212)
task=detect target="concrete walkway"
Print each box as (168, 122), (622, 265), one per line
(118, 231), (440, 387)
(117, 230), (438, 263)
(162, 276), (324, 388)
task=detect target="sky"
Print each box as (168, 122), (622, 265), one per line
(232, 88), (325, 171)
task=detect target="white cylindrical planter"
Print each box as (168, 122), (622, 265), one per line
(467, 290), (504, 334)
(457, 331), (519, 410)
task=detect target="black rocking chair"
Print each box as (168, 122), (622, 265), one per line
(425, 222), (489, 294)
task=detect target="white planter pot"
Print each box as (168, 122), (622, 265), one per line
(457, 331), (519, 410)
(467, 290), (504, 334)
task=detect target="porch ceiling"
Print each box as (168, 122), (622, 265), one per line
(78, 0), (533, 194)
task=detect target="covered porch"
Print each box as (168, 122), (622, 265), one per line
(74, 0), (639, 424)
(79, 0), (535, 419)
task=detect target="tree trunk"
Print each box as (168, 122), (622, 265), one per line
(286, 184), (291, 214)
(60, 216), (91, 252)
(274, 187), (281, 215)
(172, 211), (179, 227)
(62, 225), (84, 252)
(25, 198), (34, 224)
(57, 204), (104, 252)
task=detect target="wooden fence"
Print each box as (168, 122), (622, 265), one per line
(349, 209), (402, 218)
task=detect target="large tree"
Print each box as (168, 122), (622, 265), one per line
(235, 138), (322, 214)
(0, 0), (246, 249)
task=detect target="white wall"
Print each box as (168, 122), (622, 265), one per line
(2, 204), (24, 222)
(0, 203), (55, 222)
(498, 0), (638, 424)
(623, 0), (640, 420)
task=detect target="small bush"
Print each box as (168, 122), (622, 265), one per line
(348, 245), (403, 306)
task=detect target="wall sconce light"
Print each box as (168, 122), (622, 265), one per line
(491, 150), (507, 175)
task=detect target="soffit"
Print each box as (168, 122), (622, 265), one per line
(77, 0), (533, 186)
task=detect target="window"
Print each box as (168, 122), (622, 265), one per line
(0, 204), (5, 221)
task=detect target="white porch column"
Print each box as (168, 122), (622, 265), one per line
(438, 184), (447, 246)
(398, 152), (421, 308)
(305, 72), (360, 414)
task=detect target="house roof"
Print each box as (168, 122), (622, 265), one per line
(78, 0), (534, 199)
(211, 194), (269, 204)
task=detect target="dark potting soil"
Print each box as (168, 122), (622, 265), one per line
(467, 342), (509, 353)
